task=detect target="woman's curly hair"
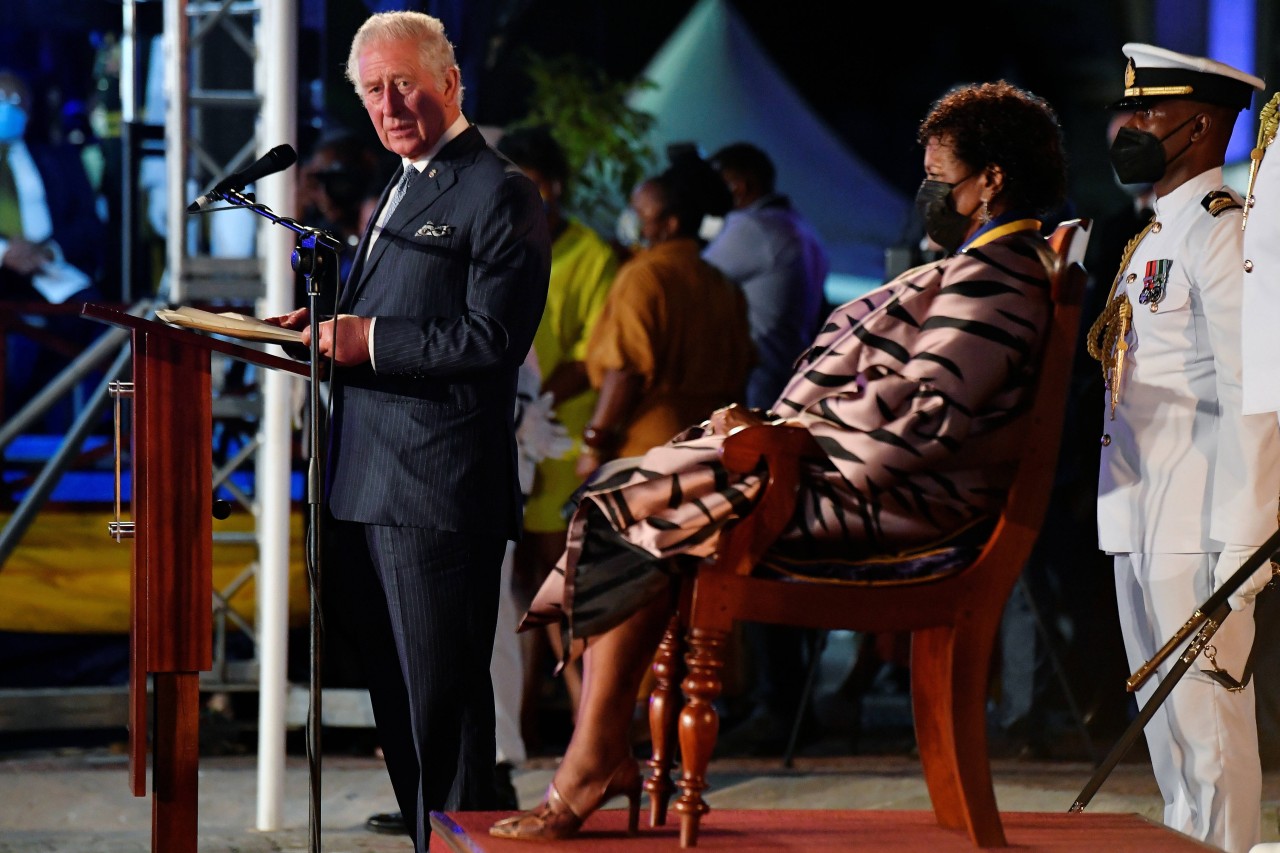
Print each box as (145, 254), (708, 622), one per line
(917, 80), (1068, 217)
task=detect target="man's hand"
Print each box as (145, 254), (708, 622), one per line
(262, 310), (370, 366)
(311, 314), (372, 366)
(1, 238), (53, 276)
(1213, 543), (1275, 611)
(262, 307), (310, 330)
(262, 308), (315, 365)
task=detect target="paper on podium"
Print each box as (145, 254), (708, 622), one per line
(155, 306), (302, 344)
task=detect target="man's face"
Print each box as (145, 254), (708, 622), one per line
(0, 73), (30, 144)
(717, 167), (748, 210)
(1123, 98), (1205, 188)
(356, 38), (459, 160)
(1125, 100), (1200, 153)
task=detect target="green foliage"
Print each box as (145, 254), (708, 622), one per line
(508, 52), (660, 238)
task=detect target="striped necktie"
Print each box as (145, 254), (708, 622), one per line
(384, 163), (418, 220)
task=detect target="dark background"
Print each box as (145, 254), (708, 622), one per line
(4, 0), (1277, 240)
(5, 0), (1280, 765)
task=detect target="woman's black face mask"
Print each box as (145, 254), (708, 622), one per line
(915, 173), (975, 253)
(1109, 114), (1196, 185)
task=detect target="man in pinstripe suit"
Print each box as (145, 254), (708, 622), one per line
(268, 11), (550, 850)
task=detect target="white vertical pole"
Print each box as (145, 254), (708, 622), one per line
(255, 0), (298, 833)
(162, 0), (187, 303)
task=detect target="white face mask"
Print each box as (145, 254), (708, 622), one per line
(0, 102), (27, 143)
(615, 206), (642, 248)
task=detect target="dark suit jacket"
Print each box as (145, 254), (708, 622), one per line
(326, 125), (551, 540)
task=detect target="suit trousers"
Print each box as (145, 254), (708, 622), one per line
(1113, 552), (1261, 853)
(327, 518), (506, 851)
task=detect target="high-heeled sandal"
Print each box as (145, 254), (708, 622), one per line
(488, 757), (641, 840)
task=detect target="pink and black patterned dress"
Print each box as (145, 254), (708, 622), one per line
(527, 225), (1054, 641)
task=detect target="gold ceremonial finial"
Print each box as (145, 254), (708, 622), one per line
(1088, 294), (1133, 420)
(1087, 220), (1154, 419)
(1244, 91), (1280, 231)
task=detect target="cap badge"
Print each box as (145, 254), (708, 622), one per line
(1125, 57), (1136, 89)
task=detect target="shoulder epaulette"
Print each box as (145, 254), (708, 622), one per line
(1202, 190), (1241, 217)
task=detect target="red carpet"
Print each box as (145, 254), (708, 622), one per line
(429, 808), (1214, 851)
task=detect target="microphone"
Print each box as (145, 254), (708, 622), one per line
(187, 143), (298, 212)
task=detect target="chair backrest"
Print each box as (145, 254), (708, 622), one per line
(972, 217), (1091, 585)
(665, 219), (1096, 851)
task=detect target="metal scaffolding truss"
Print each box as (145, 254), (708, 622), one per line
(0, 1), (300, 833)
(161, 0), (269, 304)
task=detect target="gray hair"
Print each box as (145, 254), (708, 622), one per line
(345, 11), (465, 107)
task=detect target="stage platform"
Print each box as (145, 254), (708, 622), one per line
(429, 807), (1216, 852)
(2, 750), (1271, 853)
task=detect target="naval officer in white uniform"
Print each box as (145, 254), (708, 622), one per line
(1091, 42), (1280, 853)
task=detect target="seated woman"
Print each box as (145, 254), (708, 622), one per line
(489, 80), (1069, 842)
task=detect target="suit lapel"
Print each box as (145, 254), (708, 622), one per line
(345, 126), (485, 306)
(341, 170), (398, 312)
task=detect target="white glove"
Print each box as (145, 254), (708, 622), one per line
(1213, 543), (1276, 611)
(515, 391), (574, 465)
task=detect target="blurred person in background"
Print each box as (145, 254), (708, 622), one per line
(699, 140), (831, 754)
(573, 148), (753, 483)
(496, 124), (619, 755)
(0, 67), (106, 426)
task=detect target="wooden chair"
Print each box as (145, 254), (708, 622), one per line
(644, 219), (1092, 848)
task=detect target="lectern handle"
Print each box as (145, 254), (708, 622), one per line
(108, 379), (135, 541)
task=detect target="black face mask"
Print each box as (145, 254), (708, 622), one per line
(1109, 115), (1196, 185)
(915, 174), (976, 253)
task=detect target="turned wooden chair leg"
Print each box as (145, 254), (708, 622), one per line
(646, 611), (685, 826)
(675, 625), (728, 848)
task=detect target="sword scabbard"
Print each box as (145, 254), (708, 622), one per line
(1126, 609), (1208, 692)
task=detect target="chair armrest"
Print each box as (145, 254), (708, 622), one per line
(713, 423), (821, 574)
(719, 423), (820, 474)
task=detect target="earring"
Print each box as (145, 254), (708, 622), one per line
(978, 198), (991, 224)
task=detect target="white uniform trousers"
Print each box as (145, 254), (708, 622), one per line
(1114, 552), (1260, 852)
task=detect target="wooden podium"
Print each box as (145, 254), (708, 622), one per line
(83, 304), (307, 853)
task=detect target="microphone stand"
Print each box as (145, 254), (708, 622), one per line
(190, 188), (340, 853)
(1069, 525), (1280, 813)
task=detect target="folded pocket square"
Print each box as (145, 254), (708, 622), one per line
(415, 221), (453, 237)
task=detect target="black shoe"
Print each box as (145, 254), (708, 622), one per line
(365, 811), (408, 835)
(494, 761), (519, 810)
